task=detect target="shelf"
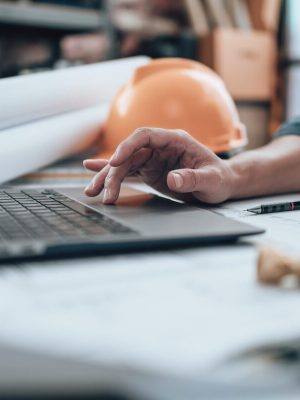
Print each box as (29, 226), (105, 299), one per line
(0, 1), (106, 31)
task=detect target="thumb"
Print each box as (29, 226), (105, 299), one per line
(167, 168), (210, 193)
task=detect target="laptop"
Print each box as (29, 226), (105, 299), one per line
(0, 185), (264, 261)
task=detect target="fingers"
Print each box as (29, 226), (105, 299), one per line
(167, 168), (212, 194)
(110, 127), (190, 167)
(167, 166), (231, 204)
(101, 162), (133, 204)
(103, 149), (153, 204)
(83, 159), (108, 172)
(84, 149), (152, 203)
(84, 164), (110, 197)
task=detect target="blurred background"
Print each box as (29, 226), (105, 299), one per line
(0, 0), (298, 150)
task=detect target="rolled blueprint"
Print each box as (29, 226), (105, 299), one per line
(0, 56), (149, 131)
(0, 105), (107, 184)
(0, 56), (150, 183)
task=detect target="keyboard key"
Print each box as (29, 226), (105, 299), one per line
(0, 189), (136, 242)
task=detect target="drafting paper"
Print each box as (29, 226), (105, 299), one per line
(0, 105), (107, 184)
(0, 56), (150, 131)
(0, 57), (150, 183)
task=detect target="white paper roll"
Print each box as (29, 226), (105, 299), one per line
(0, 105), (109, 184)
(0, 56), (150, 131)
(0, 56), (150, 183)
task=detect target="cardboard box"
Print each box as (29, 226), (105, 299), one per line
(200, 28), (277, 101)
(247, 0), (282, 33)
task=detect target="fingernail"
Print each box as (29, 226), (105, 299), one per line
(103, 188), (110, 203)
(85, 176), (96, 192)
(172, 173), (183, 188)
(84, 184), (93, 193)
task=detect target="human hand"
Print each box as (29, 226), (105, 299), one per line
(84, 128), (237, 205)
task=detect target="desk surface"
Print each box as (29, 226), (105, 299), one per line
(1, 174), (300, 399)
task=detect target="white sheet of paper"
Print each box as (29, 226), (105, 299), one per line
(0, 243), (300, 380)
(0, 57), (149, 131)
(215, 193), (300, 252)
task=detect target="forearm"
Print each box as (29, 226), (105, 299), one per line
(228, 135), (300, 199)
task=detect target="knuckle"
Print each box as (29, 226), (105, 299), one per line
(173, 129), (188, 138)
(133, 127), (151, 139)
(173, 129), (196, 147)
(187, 170), (198, 189)
(115, 142), (124, 154)
(209, 166), (222, 186)
(215, 169), (223, 186)
(104, 172), (114, 187)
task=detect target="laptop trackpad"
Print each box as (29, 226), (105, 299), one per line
(58, 186), (253, 238)
(58, 186), (209, 235)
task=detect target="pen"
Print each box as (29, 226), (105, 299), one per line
(246, 201), (300, 214)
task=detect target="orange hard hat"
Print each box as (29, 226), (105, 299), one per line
(100, 58), (247, 157)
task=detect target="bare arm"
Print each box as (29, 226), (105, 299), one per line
(229, 135), (300, 199)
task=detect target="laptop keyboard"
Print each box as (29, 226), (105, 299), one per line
(0, 189), (134, 242)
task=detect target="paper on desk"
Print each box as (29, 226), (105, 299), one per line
(0, 105), (108, 184)
(0, 57), (150, 131)
(214, 193), (300, 252)
(1, 244), (300, 384)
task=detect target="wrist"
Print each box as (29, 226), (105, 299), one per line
(226, 155), (254, 199)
